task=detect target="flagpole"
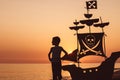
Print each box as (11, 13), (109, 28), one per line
(76, 28), (80, 67)
(85, 0), (98, 33)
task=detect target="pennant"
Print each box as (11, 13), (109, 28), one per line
(77, 33), (106, 59)
(86, 0), (97, 9)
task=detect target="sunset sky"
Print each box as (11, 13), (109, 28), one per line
(0, 0), (120, 63)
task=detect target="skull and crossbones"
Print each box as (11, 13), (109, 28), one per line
(85, 35), (95, 48)
(80, 35), (102, 55)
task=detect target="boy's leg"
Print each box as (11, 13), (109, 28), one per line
(52, 62), (58, 80)
(58, 69), (62, 80)
(57, 62), (62, 80)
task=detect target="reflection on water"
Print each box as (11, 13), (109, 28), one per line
(0, 64), (52, 80)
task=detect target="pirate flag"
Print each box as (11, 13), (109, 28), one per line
(86, 0), (97, 9)
(77, 33), (106, 59)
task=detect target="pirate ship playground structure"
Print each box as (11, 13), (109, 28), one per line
(61, 1), (120, 80)
(62, 0), (109, 67)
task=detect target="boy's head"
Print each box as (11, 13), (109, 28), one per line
(52, 36), (60, 46)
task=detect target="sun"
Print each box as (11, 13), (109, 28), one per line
(68, 51), (73, 54)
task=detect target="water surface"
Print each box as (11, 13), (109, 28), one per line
(0, 63), (119, 80)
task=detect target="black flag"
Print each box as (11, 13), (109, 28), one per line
(86, 0), (97, 9)
(77, 33), (106, 59)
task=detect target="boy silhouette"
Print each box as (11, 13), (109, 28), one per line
(48, 36), (68, 80)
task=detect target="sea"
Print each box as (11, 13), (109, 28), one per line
(0, 63), (119, 80)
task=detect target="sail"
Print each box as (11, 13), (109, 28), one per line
(77, 32), (106, 59)
(61, 49), (78, 62)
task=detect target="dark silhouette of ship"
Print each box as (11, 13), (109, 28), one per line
(61, 0), (120, 80)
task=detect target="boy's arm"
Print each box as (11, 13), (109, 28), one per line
(48, 48), (52, 61)
(62, 47), (68, 56)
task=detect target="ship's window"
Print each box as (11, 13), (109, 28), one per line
(95, 69), (98, 71)
(83, 70), (86, 73)
(89, 69), (92, 72)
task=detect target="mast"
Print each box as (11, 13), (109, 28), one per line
(69, 20), (84, 67)
(94, 17), (110, 58)
(80, 0), (99, 33)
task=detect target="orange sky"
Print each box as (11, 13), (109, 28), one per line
(0, 0), (120, 63)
